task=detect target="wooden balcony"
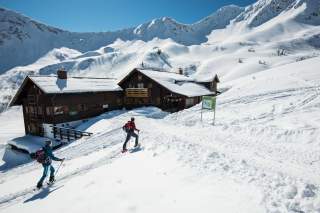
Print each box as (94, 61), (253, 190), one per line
(125, 88), (149, 98)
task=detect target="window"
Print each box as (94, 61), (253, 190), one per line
(137, 83), (144, 88)
(29, 123), (37, 134)
(69, 106), (78, 116)
(25, 106), (29, 114)
(29, 106), (34, 114)
(28, 95), (35, 104)
(54, 106), (65, 115)
(148, 83), (153, 88)
(46, 107), (52, 115)
(38, 106), (43, 115)
(78, 104), (87, 111)
(138, 74), (143, 81)
(185, 98), (195, 107)
(117, 98), (122, 105)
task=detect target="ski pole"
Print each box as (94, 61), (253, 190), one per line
(54, 160), (64, 177)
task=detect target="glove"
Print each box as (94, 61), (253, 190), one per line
(60, 158), (65, 162)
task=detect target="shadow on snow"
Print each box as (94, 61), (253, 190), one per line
(24, 185), (64, 203)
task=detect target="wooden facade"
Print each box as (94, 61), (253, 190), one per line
(10, 76), (123, 137)
(118, 69), (211, 112)
(10, 68), (219, 138)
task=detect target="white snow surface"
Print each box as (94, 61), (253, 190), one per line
(137, 69), (214, 97)
(28, 76), (122, 94)
(0, 57), (320, 212)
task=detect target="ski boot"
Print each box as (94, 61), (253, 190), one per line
(49, 176), (55, 184)
(36, 182), (43, 189)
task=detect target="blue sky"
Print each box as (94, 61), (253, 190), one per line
(0, 0), (256, 32)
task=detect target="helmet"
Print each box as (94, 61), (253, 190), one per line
(131, 117), (135, 121)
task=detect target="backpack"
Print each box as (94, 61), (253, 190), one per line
(34, 149), (47, 164)
(122, 122), (130, 133)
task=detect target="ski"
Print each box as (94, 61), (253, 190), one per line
(33, 181), (55, 191)
(121, 144), (142, 154)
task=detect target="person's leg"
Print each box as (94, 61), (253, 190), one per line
(49, 165), (55, 182)
(123, 133), (131, 150)
(132, 132), (139, 147)
(37, 164), (49, 187)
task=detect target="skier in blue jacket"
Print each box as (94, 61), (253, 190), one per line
(37, 140), (64, 189)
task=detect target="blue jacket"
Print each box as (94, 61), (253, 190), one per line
(43, 145), (62, 165)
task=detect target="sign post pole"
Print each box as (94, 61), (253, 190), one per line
(212, 96), (216, 125)
(213, 106), (216, 125)
(201, 99), (203, 122)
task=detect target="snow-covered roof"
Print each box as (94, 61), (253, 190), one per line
(138, 69), (214, 97)
(8, 135), (60, 153)
(29, 75), (122, 94)
(193, 73), (220, 83)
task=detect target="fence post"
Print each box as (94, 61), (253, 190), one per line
(67, 129), (70, 142)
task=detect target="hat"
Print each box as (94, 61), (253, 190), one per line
(131, 117), (135, 121)
(45, 140), (52, 146)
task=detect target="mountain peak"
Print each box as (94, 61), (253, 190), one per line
(234, 0), (320, 27)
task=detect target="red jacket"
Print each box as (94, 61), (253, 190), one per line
(124, 121), (138, 131)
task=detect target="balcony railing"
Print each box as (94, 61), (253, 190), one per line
(125, 88), (149, 98)
(51, 125), (93, 142)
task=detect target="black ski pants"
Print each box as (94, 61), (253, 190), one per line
(123, 131), (139, 150)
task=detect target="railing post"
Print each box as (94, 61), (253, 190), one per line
(59, 127), (62, 141)
(67, 129), (70, 142)
(53, 125), (56, 139)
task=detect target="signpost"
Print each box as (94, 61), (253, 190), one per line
(201, 96), (217, 125)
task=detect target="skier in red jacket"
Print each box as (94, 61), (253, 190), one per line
(122, 117), (140, 152)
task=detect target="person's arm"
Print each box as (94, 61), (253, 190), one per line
(133, 123), (140, 132)
(48, 149), (64, 161)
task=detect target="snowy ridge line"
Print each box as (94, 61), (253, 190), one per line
(0, 143), (124, 209)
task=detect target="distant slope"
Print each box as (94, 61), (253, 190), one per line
(0, 5), (244, 73)
(1, 0), (320, 112)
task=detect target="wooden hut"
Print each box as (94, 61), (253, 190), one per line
(118, 68), (215, 112)
(9, 70), (123, 140)
(195, 74), (220, 93)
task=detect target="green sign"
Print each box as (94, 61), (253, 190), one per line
(202, 96), (216, 110)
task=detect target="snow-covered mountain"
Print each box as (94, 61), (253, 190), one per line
(0, 5), (244, 73)
(0, 0), (319, 112)
(235, 0), (320, 27)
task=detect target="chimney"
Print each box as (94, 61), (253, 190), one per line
(57, 69), (67, 79)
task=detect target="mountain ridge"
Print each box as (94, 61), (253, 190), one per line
(0, 5), (244, 73)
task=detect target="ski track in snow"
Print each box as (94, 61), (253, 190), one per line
(0, 82), (320, 212)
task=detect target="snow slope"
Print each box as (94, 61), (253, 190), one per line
(0, 5), (244, 73)
(0, 57), (320, 212)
